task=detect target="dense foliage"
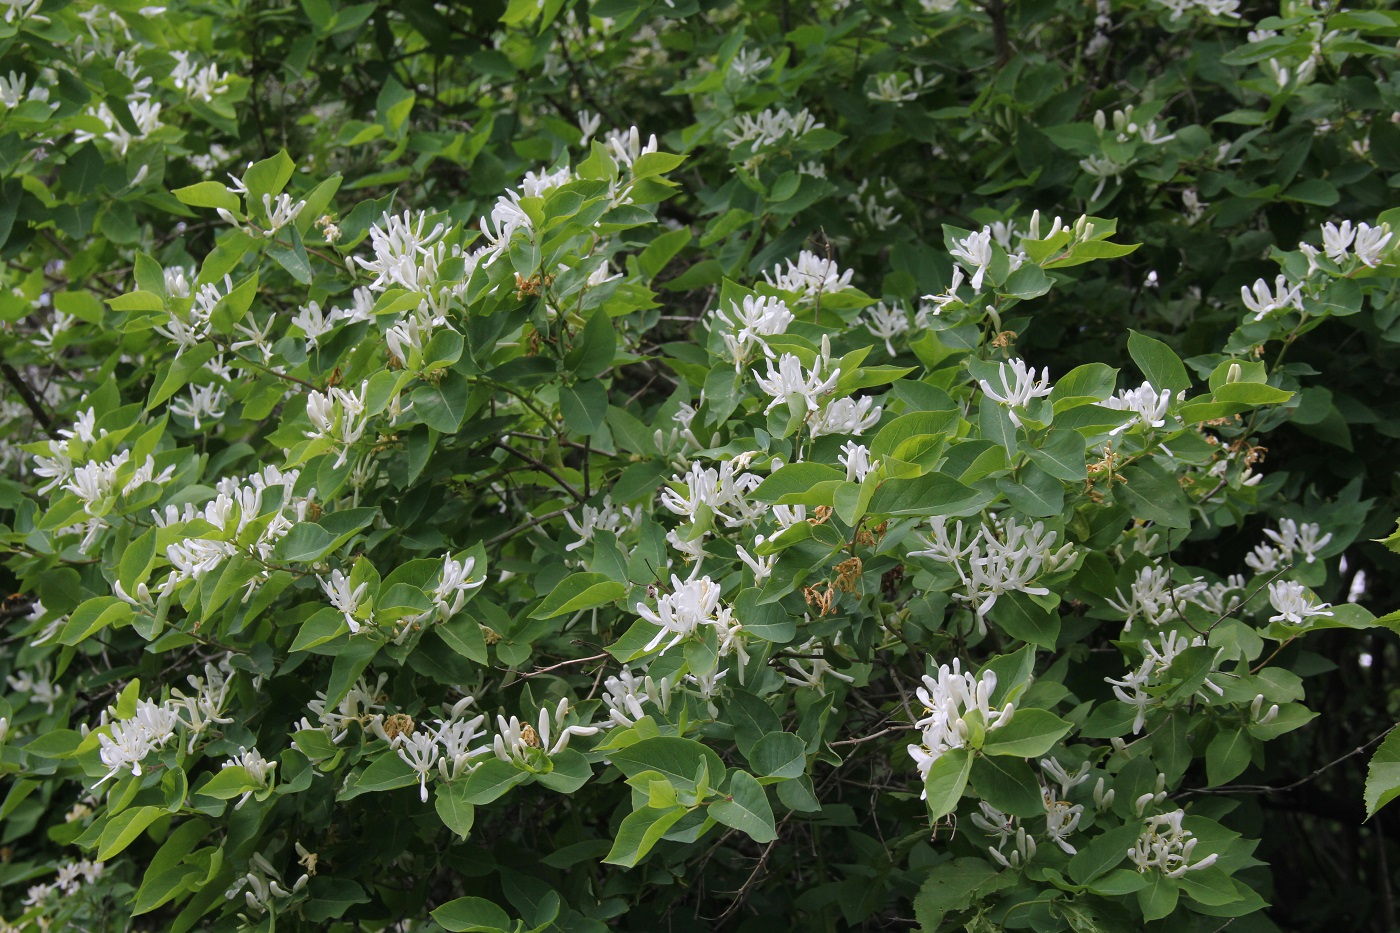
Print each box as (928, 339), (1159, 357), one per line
(2, 0), (1400, 930)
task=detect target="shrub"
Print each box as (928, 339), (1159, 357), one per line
(2, 0), (1399, 931)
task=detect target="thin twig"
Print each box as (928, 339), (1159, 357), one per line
(521, 652), (610, 678)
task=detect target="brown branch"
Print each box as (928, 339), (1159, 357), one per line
(1, 362), (56, 435)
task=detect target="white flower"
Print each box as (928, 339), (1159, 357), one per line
(1263, 518), (1332, 564)
(598, 668), (674, 728)
(783, 635), (856, 692)
(838, 441), (878, 482)
(863, 301), (909, 355)
(394, 731), (440, 803)
(635, 575), (724, 653)
(1354, 222), (1394, 267)
(425, 554), (483, 622)
(319, 569), (368, 634)
(1129, 809), (1218, 877)
(564, 497), (643, 552)
(1321, 221), (1355, 264)
(1240, 275), (1303, 322)
(911, 515), (1075, 620)
(1043, 785), (1084, 855)
(725, 107), (824, 152)
(224, 746), (275, 809)
(906, 660), (1013, 797)
(1105, 562), (1207, 632)
(660, 459), (763, 527)
(762, 250), (853, 302)
(809, 396), (882, 438)
(95, 698), (180, 784)
(493, 698), (598, 765)
(949, 229), (993, 291)
(291, 300), (335, 350)
(1098, 381), (1173, 434)
(754, 345), (840, 415)
(1267, 580), (1333, 625)
(304, 381), (369, 468)
(978, 359), (1052, 427)
(711, 295), (794, 370)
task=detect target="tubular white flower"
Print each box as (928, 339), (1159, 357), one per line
(1267, 580), (1333, 625)
(906, 660), (1013, 796)
(1129, 809), (1218, 877)
(978, 359), (1052, 427)
(1097, 381), (1173, 434)
(949, 229), (993, 291)
(635, 575), (725, 654)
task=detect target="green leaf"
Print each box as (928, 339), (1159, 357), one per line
(97, 805), (165, 860)
(710, 770), (777, 843)
(461, 758), (529, 804)
(565, 309), (617, 379)
(1205, 726), (1252, 786)
(432, 896), (512, 933)
(997, 462), (1064, 518)
(868, 472), (990, 517)
(913, 858), (1014, 930)
(1068, 822), (1139, 884)
(411, 371), (471, 432)
(172, 181), (241, 213)
(924, 747), (972, 820)
(608, 737), (725, 794)
(193, 766), (258, 801)
(752, 462), (845, 502)
(1137, 874), (1180, 922)
(435, 781), (476, 838)
(1126, 330), (1190, 394)
(980, 708), (1072, 757)
(990, 591), (1060, 649)
(241, 150), (295, 204)
(339, 752), (418, 800)
(530, 572), (627, 619)
(971, 755), (1045, 817)
(603, 804), (688, 867)
(560, 379), (608, 435)
(1115, 462), (1191, 529)
(133, 819), (209, 915)
(1365, 727), (1400, 818)
(748, 732), (806, 780)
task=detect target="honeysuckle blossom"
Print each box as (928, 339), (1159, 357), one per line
(1097, 381), (1173, 434)
(863, 301), (909, 355)
(726, 106), (824, 151)
(305, 381), (368, 468)
(907, 660), (1013, 796)
(838, 441), (878, 482)
(754, 340), (841, 415)
(809, 396), (882, 438)
(660, 459), (763, 527)
(564, 497), (643, 551)
(1267, 580), (1333, 625)
(911, 515), (1075, 620)
(319, 569), (369, 634)
(223, 746), (275, 809)
(1240, 274), (1304, 321)
(949, 228), (993, 291)
(493, 699), (598, 764)
(95, 698), (180, 784)
(1129, 809), (1218, 876)
(762, 250), (853, 301)
(1354, 222), (1394, 267)
(598, 668), (674, 728)
(1263, 518), (1332, 564)
(635, 574), (725, 653)
(977, 359), (1052, 427)
(1106, 562), (1208, 632)
(712, 294), (794, 370)
(1106, 632), (1224, 734)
